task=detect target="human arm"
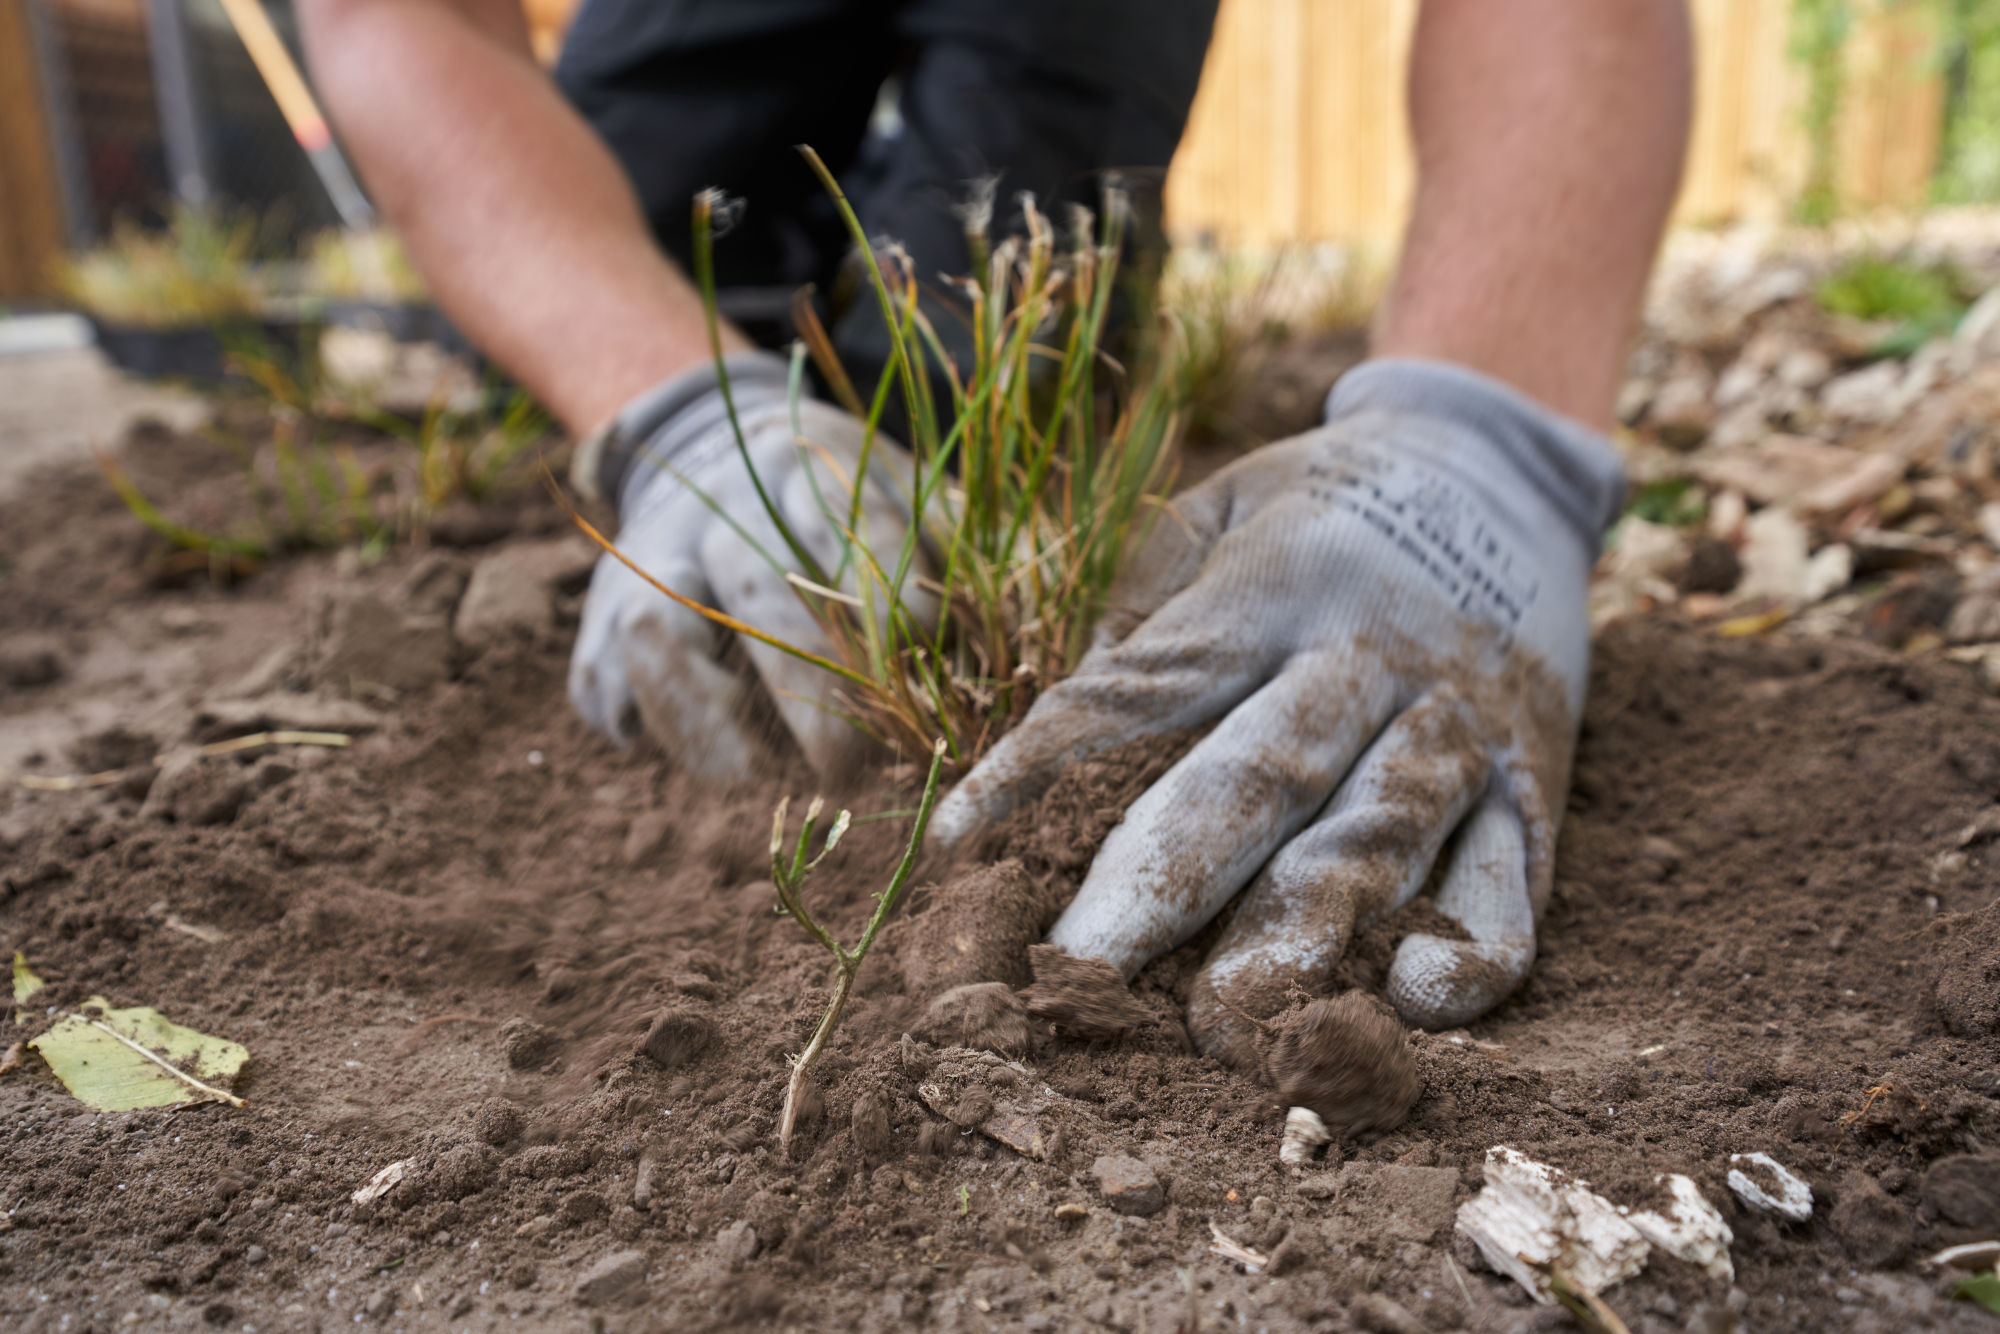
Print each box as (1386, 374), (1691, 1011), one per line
(295, 0), (748, 436)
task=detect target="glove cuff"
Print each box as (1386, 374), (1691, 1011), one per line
(570, 351), (792, 514)
(1324, 358), (1628, 553)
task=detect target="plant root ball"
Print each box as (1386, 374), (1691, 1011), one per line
(1021, 945), (1154, 1040)
(1265, 991), (1421, 1137)
(917, 982), (1030, 1054)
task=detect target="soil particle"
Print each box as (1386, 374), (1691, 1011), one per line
(498, 1017), (558, 1070)
(395, 549), (471, 619)
(140, 753), (250, 825)
(1090, 1155), (1164, 1216)
(916, 981), (1030, 1053)
(421, 1144), (497, 1203)
(895, 858), (1051, 993)
(1829, 1170), (1913, 1268)
(1349, 1292), (1429, 1334)
(1021, 944), (1154, 1038)
(849, 1090), (894, 1160)
(453, 535), (593, 648)
(620, 807), (677, 867)
(1266, 991), (1422, 1136)
(0, 632), (64, 688)
(1922, 1154), (2000, 1238)
(640, 1007), (716, 1069)
(1677, 535), (1743, 595)
(509, 1142), (593, 1180)
(1929, 898), (2000, 1035)
(475, 1099), (523, 1146)
(316, 591), (451, 695)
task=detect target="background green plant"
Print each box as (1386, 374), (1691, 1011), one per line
(105, 327), (548, 567)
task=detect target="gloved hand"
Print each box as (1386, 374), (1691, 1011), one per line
(931, 359), (1625, 1060)
(569, 351), (922, 779)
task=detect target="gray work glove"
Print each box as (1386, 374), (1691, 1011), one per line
(568, 352), (922, 779)
(932, 359), (1625, 1055)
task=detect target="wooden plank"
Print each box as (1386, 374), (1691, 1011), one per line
(0, 0), (68, 300)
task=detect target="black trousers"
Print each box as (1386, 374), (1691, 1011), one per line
(555, 0), (1218, 391)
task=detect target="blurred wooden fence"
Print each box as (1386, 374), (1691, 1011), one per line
(1165, 0), (1947, 248)
(0, 0), (68, 301)
(0, 0), (1955, 300)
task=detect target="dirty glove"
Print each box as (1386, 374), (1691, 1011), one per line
(931, 359), (1625, 1054)
(569, 352), (920, 779)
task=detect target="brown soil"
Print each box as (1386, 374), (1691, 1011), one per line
(3, 417), (1999, 1334)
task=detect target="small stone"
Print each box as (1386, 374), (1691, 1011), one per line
(631, 1155), (657, 1211)
(243, 1245), (266, 1266)
(572, 1249), (646, 1307)
(498, 1018), (559, 1070)
(621, 809), (676, 867)
(364, 1289), (396, 1319)
(713, 1219), (759, 1266)
(640, 1008), (715, 1070)
(1090, 1155), (1164, 1217)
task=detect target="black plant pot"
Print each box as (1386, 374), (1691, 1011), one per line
(88, 317), (319, 385)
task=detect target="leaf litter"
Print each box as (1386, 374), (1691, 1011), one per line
(28, 996), (248, 1111)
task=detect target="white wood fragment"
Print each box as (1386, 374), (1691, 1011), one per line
(1208, 1222), (1269, 1272)
(1726, 1152), (1812, 1222)
(1454, 1146), (1650, 1303)
(1926, 1241), (2000, 1271)
(351, 1159), (411, 1206)
(1278, 1106), (1330, 1166)
(1624, 1173), (1735, 1280)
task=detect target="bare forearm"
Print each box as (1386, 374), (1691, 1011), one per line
(1375, 0), (1692, 428)
(297, 0), (742, 434)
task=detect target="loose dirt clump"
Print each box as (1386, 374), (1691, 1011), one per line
(1266, 991), (1423, 1137)
(1020, 943), (1157, 1039)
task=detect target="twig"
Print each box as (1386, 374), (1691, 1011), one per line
(1443, 1250), (1474, 1309)
(775, 738), (947, 1153)
(1548, 1270), (1633, 1334)
(161, 915), (226, 945)
(1207, 1222), (1269, 1270)
(76, 1014), (245, 1108)
(8, 731), (351, 792)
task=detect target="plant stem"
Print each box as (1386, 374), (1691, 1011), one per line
(777, 738), (948, 1154)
